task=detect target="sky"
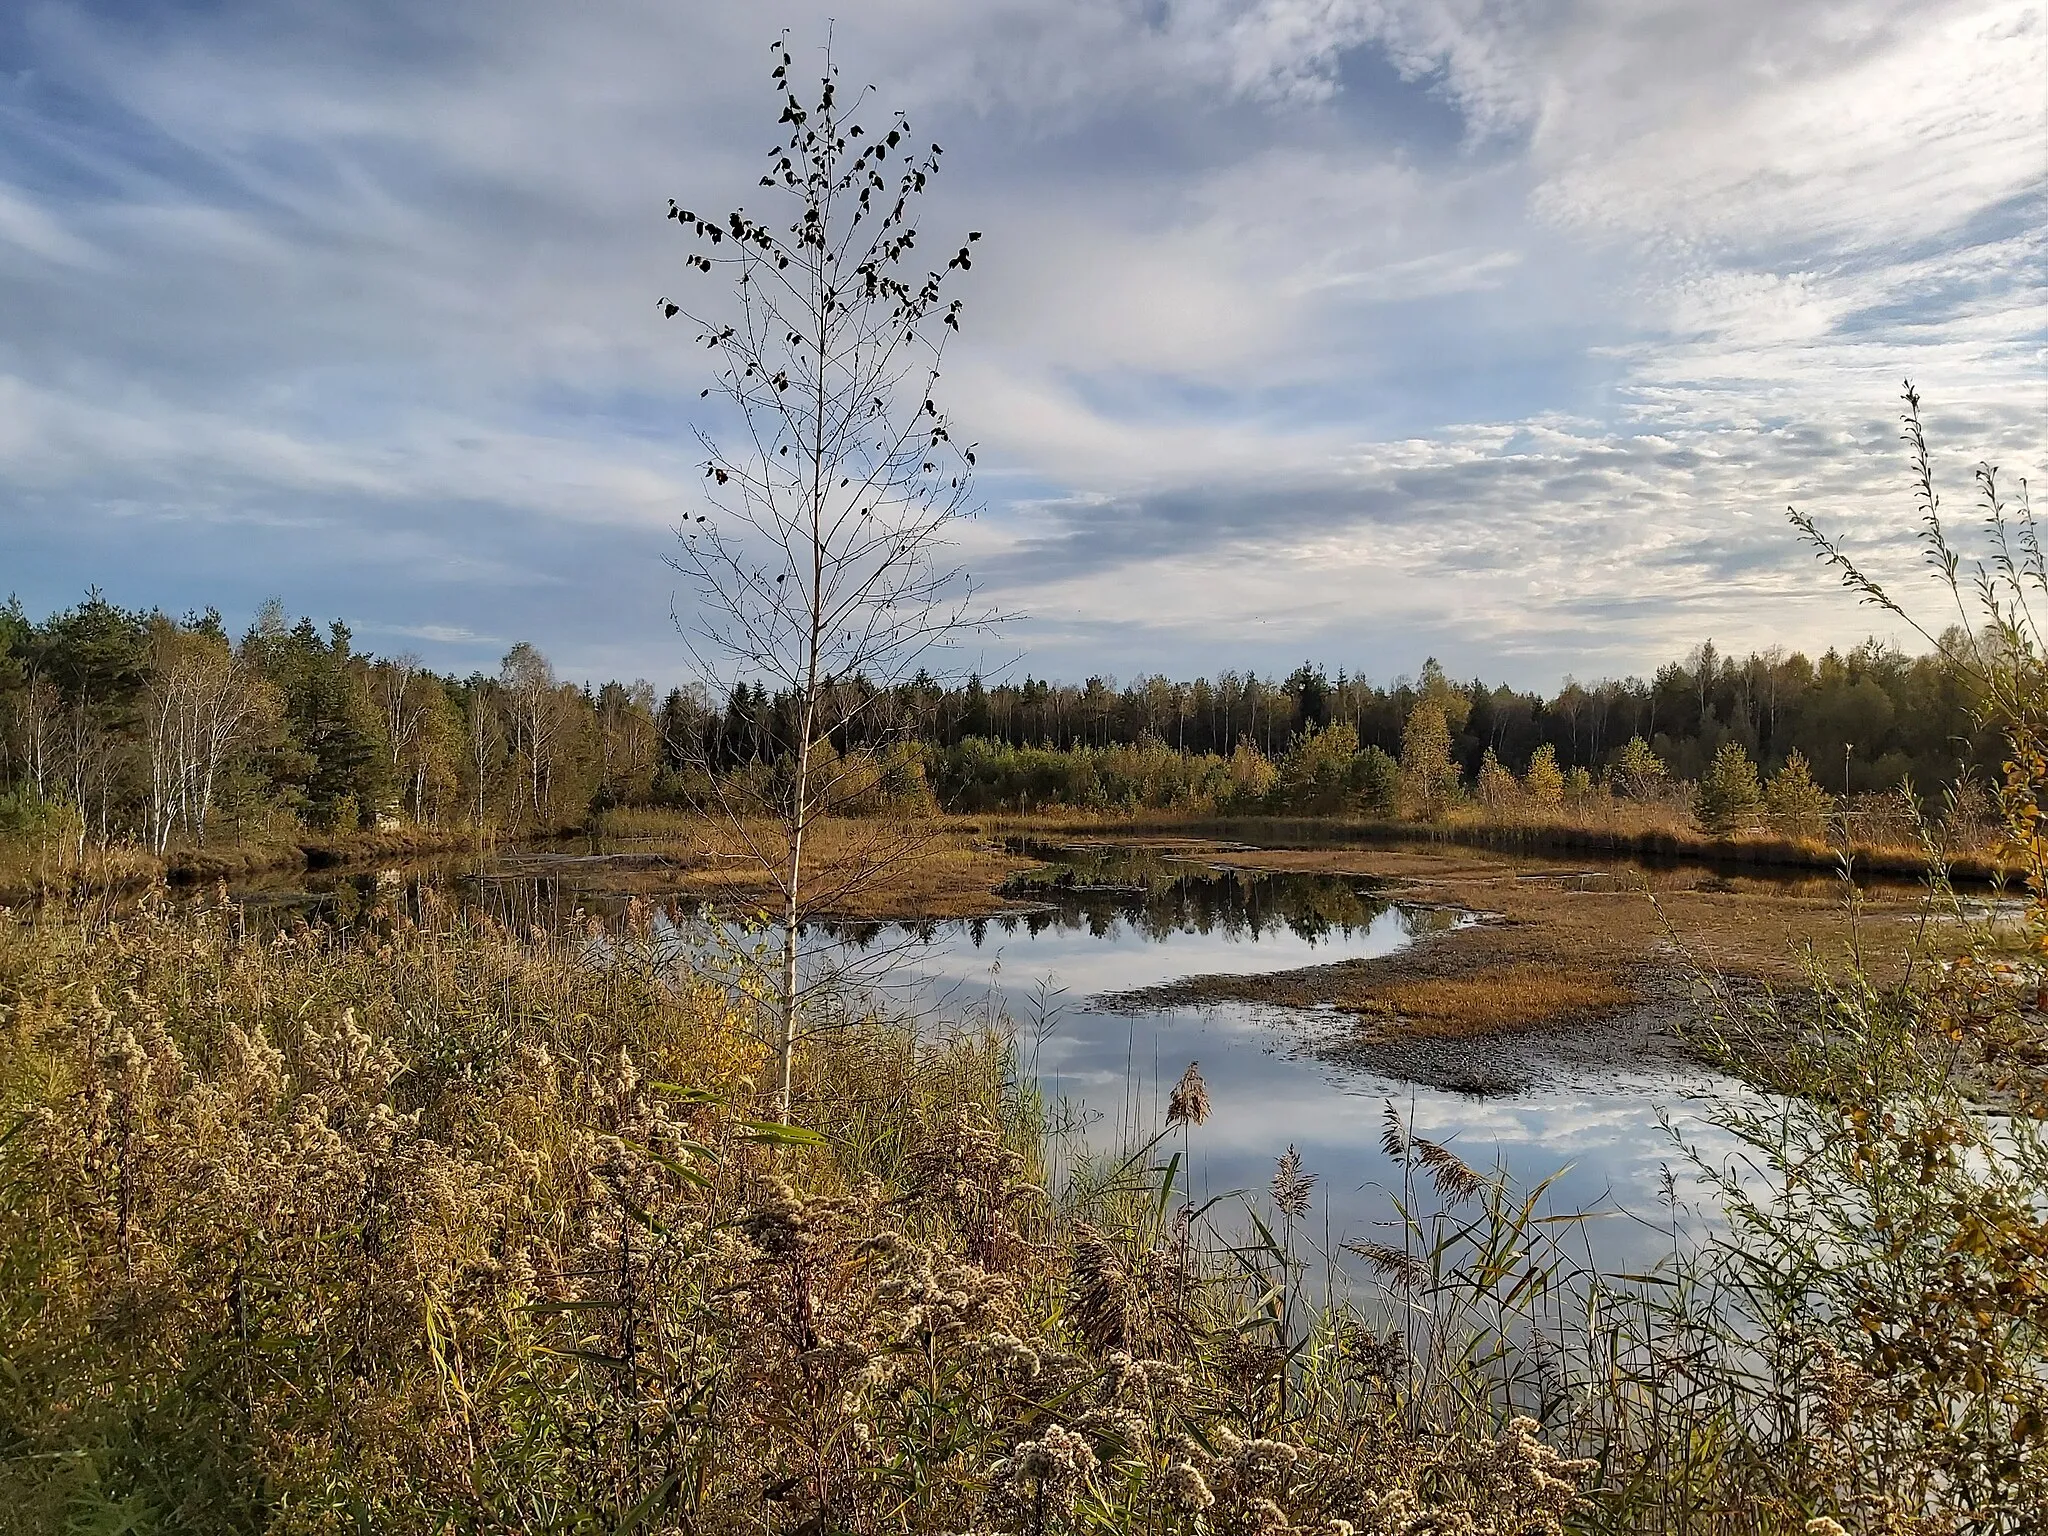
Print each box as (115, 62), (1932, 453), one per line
(2, 0), (2044, 693)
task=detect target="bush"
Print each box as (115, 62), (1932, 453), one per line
(0, 787), (78, 841)
(1475, 748), (1517, 810)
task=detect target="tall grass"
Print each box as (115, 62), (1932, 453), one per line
(0, 890), (1602, 1534)
(4, 832), (2046, 1531)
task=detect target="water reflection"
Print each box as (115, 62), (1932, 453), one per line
(242, 839), (1735, 1276)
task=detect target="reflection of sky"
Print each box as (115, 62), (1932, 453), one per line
(304, 850), (1753, 1280)
(881, 903), (1746, 1281)
(917, 904), (1426, 998)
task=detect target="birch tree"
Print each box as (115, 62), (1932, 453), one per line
(370, 654), (432, 818)
(143, 628), (277, 853)
(8, 678), (59, 800)
(498, 643), (561, 829)
(464, 683), (504, 832)
(664, 37), (995, 1121)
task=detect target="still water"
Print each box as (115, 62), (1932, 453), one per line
(258, 839), (1741, 1275)
(894, 845), (1731, 1275)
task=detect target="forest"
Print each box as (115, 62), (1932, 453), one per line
(0, 587), (1995, 862)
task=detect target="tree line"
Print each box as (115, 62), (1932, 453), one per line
(0, 589), (1996, 853)
(922, 642), (1993, 791)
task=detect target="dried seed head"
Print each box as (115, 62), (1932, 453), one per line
(1166, 1061), (1210, 1127)
(1411, 1134), (1486, 1205)
(1158, 1459), (1215, 1513)
(1271, 1144), (1316, 1220)
(1344, 1239), (1424, 1290)
(1242, 1496), (1289, 1535)
(1380, 1100), (1408, 1161)
(1008, 1424), (1098, 1492)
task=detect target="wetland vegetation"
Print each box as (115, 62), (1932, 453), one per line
(0, 34), (2041, 1534)
(6, 404), (2048, 1534)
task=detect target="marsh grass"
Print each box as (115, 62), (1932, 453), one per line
(1356, 963), (1635, 1036)
(2, 825), (2045, 1532)
(0, 889), (1609, 1535)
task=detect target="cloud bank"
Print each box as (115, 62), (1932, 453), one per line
(1, 0), (2041, 687)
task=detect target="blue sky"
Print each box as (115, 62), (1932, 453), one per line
(3, 0), (2043, 690)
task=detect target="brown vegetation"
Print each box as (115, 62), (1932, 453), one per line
(1087, 837), (1954, 1079)
(551, 813), (1038, 921)
(0, 892), (1612, 1534)
(1358, 962), (1635, 1037)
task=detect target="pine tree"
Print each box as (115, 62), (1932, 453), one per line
(1764, 749), (1834, 838)
(1352, 745), (1400, 817)
(1612, 736), (1667, 799)
(1697, 740), (1764, 833)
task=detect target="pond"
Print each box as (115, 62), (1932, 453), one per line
(247, 838), (1745, 1277)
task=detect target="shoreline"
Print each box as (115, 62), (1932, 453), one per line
(986, 809), (2013, 884)
(0, 824), (514, 905)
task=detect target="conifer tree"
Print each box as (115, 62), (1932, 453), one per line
(1764, 749), (1834, 838)
(1697, 740), (1764, 833)
(1611, 736), (1667, 799)
(1353, 745), (1399, 817)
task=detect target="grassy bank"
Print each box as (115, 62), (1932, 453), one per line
(989, 803), (2014, 883)
(2, 886), (2044, 1530)
(0, 823), (507, 906)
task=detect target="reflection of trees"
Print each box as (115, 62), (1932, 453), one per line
(252, 842), (1398, 951)
(999, 846), (1394, 942)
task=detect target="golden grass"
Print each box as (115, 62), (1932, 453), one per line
(1361, 962), (1636, 1037)
(1102, 836), (1963, 1069)
(984, 801), (2015, 883)
(574, 813), (1039, 920)
(0, 838), (160, 905)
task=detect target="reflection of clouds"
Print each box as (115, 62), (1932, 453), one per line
(912, 911), (1419, 1000)
(884, 901), (1750, 1272)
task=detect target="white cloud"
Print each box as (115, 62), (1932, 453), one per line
(0, 181), (102, 268)
(1, 0), (2041, 685)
